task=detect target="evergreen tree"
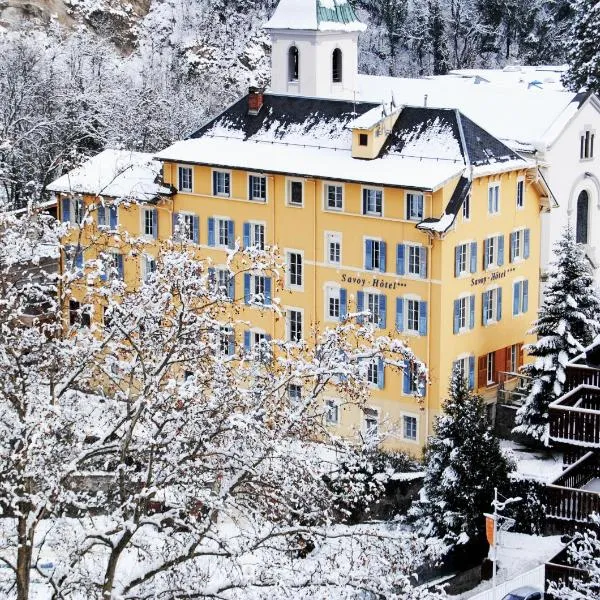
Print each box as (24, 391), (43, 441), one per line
(514, 226), (600, 442)
(563, 0), (600, 93)
(428, 0), (450, 74)
(410, 370), (513, 559)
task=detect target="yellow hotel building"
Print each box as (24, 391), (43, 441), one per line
(49, 87), (550, 452)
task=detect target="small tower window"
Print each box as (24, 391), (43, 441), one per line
(576, 190), (589, 244)
(332, 48), (342, 83)
(288, 46), (299, 82)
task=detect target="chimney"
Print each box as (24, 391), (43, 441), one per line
(248, 87), (264, 116)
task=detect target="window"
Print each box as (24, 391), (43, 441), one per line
(363, 407), (379, 438)
(507, 343), (519, 373)
(287, 252), (303, 288)
(580, 129), (595, 159)
(244, 330), (271, 362)
(325, 399), (339, 424)
(250, 275), (265, 300)
(69, 300), (90, 328)
(288, 46), (299, 81)
(142, 208), (157, 238)
(359, 133), (368, 146)
(486, 352), (495, 385)
(397, 244), (427, 278)
(213, 217), (233, 248)
(142, 255), (156, 282)
(403, 415), (417, 441)
(212, 171), (231, 197)
(61, 197), (84, 225)
(453, 355), (475, 390)
(174, 213), (198, 243)
(576, 190), (589, 244)
(325, 183), (343, 210)
(332, 48), (342, 83)
(243, 222), (265, 250)
(488, 184), (500, 214)
(102, 252), (124, 281)
(219, 326), (234, 356)
(288, 180), (303, 206)
(178, 166), (193, 192)
(454, 242), (477, 276)
(482, 287), (502, 325)
(326, 286), (342, 320)
(512, 279), (529, 316)
(362, 188), (382, 216)
(509, 229), (530, 262)
(462, 193), (471, 220)
(483, 235), (504, 269)
(403, 361), (424, 396)
(214, 268), (234, 301)
(366, 359), (382, 387)
(288, 383), (302, 404)
(406, 193), (424, 221)
(249, 175), (266, 201)
(97, 204), (118, 230)
(453, 295), (475, 333)
(406, 299), (420, 333)
(326, 232), (341, 264)
(516, 179), (524, 208)
(288, 309), (303, 342)
(407, 245), (421, 276)
(244, 273), (272, 306)
(366, 292), (381, 325)
(365, 239), (385, 272)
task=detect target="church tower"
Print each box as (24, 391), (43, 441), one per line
(265, 0), (366, 100)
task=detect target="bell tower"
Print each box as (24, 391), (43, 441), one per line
(265, 0), (366, 100)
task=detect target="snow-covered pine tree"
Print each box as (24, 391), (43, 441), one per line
(563, 0), (600, 93)
(410, 368), (513, 561)
(514, 226), (600, 443)
(428, 0), (450, 75)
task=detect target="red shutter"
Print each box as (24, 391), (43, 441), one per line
(495, 347), (507, 384)
(478, 356), (487, 389)
(517, 343), (524, 369)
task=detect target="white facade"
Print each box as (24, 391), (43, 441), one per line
(269, 29), (360, 99)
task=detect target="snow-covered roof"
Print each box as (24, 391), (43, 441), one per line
(265, 0), (366, 32)
(347, 102), (398, 129)
(356, 74), (585, 152)
(156, 94), (527, 192)
(47, 149), (168, 202)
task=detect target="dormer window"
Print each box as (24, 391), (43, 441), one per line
(332, 48), (342, 83)
(359, 133), (368, 146)
(288, 46), (299, 81)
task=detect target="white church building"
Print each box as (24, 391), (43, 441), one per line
(265, 0), (600, 290)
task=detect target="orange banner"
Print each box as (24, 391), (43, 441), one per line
(485, 515), (495, 546)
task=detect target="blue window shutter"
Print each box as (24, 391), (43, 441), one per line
(497, 235), (504, 266)
(244, 331), (251, 352)
(497, 287), (503, 321)
(228, 332), (235, 355)
(97, 205), (106, 227)
(469, 295), (475, 329)
(116, 254), (124, 279)
(62, 198), (71, 223)
(365, 239), (373, 270)
(208, 218), (215, 247)
(243, 274), (251, 304)
(264, 277), (272, 305)
(523, 280), (529, 313)
(109, 206), (118, 229)
(396, 244), (405, 275)
(420, 246), (427, 278)
(524, 229), (530, 259)
(470, 242), (477, 273)
(483, 239), (489, 269)
(228, 273), (235, 300)
(152, 209), (158, 240)
(377, 358), (385, 390)
(340, 288), (347, 319)
(454, 246), (460, 277)
(396, 297), (404, 332)
(380, 241), (387, 273)
(419, 301), (427, 335)
(378, 294), (386, 329)
(227, 220), (235, 249)
(172, 213), (179, 239)
(243, 223), (250, 248)
(356, 291), (364, 324)
(509, 232), (515, 263)
(212, 171), (217, 195)
(193, 216), (200, 243)
(482, 292), (489, 325)
(513, 281), (521, 316)
(362, 189), (367, 214)
(468, 356), (475, 390)
(75, 248), (84, 269)
(403, 366), (411, 395)
(453, 299), (460, 334)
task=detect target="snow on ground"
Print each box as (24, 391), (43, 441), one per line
(451, 532), (564, 599)
(501, 439), (564, 483)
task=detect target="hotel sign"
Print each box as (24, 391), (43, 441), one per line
(341, 273), (407, 289)
(470, 266), (516, 287)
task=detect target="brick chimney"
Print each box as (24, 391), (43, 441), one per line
(248, 87), (264, 116)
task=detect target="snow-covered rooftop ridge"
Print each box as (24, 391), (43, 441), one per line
(356, 74), (581, 151)
(346, 101), (399, 129)
(47, 149), (166, 202)
(265, 0), (366, 32)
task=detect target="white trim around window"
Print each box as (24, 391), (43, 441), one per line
(400, 412), (419, 443)
(211, 168), (232, 198)
(361, 185), (384, 217)
(286, 177), (305, 207)
(324, 397), (340, 425)
(285, 306), (304, 343)
(324, 231), (342, 265)
(323, 181), (344, 212)
(285, 248), (304, 291)
(177, 165), (193, 193)
(247, 173), (268, 202)
(488, 182), (500, 215)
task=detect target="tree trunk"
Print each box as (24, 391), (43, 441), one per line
(102, 531), (133, 599)
(16, 513), (33, 600)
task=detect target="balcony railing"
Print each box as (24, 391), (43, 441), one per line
(497, 371), (531, 406)
(549, 385), (600, 446)
(565, 365), (600, 392)
(546, 451), (600, 522)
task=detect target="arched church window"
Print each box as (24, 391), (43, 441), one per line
(576, 190), (589, 244)
(332, 48), (342, 83)
(288, 46), (299, 81)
